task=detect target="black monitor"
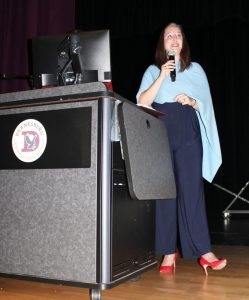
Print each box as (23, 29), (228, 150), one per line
(30, 29), (112, 88)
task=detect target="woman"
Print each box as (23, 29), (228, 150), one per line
(136, 22), (226, 275)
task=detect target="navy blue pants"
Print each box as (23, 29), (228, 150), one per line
(153, 102), (211, 259)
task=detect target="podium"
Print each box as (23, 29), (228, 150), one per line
(0, 83), (176, 300)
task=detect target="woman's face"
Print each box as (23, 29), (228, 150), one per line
(164, 25), (183, 60)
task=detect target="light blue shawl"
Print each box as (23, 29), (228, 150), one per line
(136, 62), (222, 182)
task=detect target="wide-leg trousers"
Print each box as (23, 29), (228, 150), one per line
(153, 102), (211, 259)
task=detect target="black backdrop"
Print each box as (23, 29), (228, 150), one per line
(75, 0), (249, 217)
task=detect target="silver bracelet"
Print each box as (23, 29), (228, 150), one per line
(191, 99), (196, 107)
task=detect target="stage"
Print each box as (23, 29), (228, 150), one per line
(1, 215), (249, 300)
(0, 243), (248, 300)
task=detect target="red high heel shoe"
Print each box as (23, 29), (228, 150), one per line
(200, 256), (227, 276)
(159, 253), (178, 273)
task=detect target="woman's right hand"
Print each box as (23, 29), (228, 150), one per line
(139, 61), (175, 106)
(160, 60), (175, 79)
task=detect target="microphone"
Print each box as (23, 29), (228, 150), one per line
(168, 51), (176, 82)
(70, 34), (84, 75)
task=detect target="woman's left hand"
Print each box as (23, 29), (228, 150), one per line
(174, 93), (195, 106)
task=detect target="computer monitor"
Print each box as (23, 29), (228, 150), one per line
(30, 29), (112, 88)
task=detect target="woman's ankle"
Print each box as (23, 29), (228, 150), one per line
(161, 253), (176, 266)
(201, 252), (219, 262)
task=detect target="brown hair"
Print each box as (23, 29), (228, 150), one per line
(155, 22), (191, 71)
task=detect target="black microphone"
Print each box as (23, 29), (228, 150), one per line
(70, 34), (84, 75)
(168, 51), (176, 82)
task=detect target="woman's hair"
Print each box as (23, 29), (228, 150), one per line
(155, 22), (191, 71)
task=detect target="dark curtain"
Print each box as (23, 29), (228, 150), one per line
(0, 0), (75, 93)
(75, 0), (249, 217)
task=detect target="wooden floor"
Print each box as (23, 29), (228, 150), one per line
(0, 245), (248, 300)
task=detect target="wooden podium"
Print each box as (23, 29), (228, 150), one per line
(0, 83), (175, 300)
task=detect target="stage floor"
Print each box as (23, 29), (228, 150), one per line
(0, 245), (248, 300)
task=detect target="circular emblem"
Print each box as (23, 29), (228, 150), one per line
(12, 119), (47, 163)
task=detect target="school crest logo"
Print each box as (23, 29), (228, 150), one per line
(12, 119), (47, 162)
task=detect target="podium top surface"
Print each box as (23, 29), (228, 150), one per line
(0, 82), (111, 104)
